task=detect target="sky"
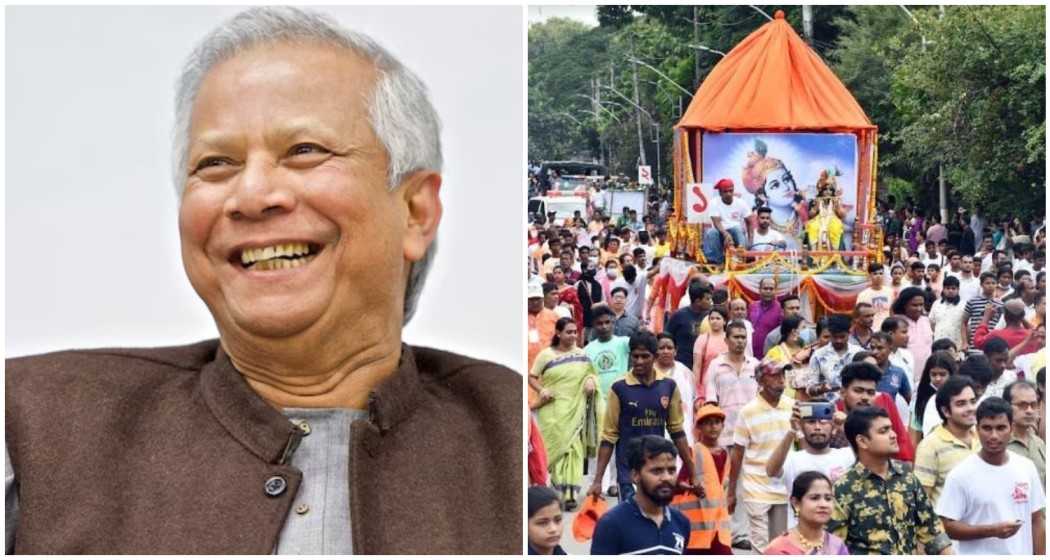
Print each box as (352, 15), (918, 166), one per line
(528, 5), (599, 27)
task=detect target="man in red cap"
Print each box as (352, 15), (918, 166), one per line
(702, 178), (752, 265)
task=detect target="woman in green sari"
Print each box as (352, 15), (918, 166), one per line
(528, 317), (598, 509)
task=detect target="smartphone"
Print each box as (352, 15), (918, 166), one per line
(799, 402), (835, 421)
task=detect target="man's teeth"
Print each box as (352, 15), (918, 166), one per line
(253, 256), (312, 271)
(241, 243), (311, 266)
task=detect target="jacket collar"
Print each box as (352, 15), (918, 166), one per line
(200, 342), (423, 464)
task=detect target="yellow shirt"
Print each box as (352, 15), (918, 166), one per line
(913, 424), (980, 506)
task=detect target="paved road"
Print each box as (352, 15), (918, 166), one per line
(556, 470), (752, 554)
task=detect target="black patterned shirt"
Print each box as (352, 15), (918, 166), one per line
(828, 460), (952, 555)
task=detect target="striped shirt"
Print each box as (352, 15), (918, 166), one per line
(703, 353), (760, 448)
(964, 295), (1003, 340)
(732, 395), (794, 504)
(913, 424), (980, 506)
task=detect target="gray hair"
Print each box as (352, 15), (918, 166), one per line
(172, 7), (442, 324)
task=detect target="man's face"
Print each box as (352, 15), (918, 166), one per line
(630, 347), (655, 377)
(869, 269), (884, 287)
(987, 351), (1008, 376)
(856, 306), (875, 330)
(621, 254), (634, 266)
(730, 299), (748, 320)
(528, 297), (543, 315)
(610, 292), (627, 313)
(870, 338), (891, 364)
(1010, 385), (1040, 430)
(632, 452), (677, 507)
(179, 43), (438, 341)
(961, 256), (974, 273)
(757, 211), (772, 230)
(998, 271), (1012, 286)
(977, 413), (1012, 455)
(759, 280), (775, 302)
(783, 299), (801, 318)
(843, 379), (877, 410)
(817, 328), (831, 347)
(944, 386), (977, 429)
(719, 186), (734, 203)
(727, 328), (748, 354)
(801, 417), (832, 450)
(942, 284), (959, 301)
(594, 315), (613, 339)
(859, 416), (899, 456)
(950, 254), (960, 270)
(982, 238), (993, 252)
(909, 266), (925, 282)
(981, 276), (997, 295)
(560, 252), (574, 269)
(830, 331), (849, 351)
(926, 243), (937, 256)
(759, 370), (785, 401)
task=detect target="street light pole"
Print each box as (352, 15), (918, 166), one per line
(630, 38), (647, 167)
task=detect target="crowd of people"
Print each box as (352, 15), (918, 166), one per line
(527, 196), (1046, 555)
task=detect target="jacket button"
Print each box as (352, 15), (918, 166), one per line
(264, 476), (287, 497)
(295, 503), (310, 515)
(298, 421), (311, 435)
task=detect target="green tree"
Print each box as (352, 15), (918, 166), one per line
(890, 5), (1045, 219)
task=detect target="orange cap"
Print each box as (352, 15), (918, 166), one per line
(695, 403), (726, 424)
(572, 495), (609, 542)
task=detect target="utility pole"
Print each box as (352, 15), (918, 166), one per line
(630, 36), (647, 167)
(802, 5), (814, 46)
(693, 7), (700, 89)
(937, 5), (947, 224)
(592, 78), (606, 167)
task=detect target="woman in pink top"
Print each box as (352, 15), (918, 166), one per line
(693, 306), (729, 400)
(764, 472), (849, 555)
(893, 286), (933, 383)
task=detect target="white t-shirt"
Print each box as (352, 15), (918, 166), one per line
(750, 228), (786, 250)
(857, 285), (894, 328)
(666, 361), (695, 446)
(935, 452), (1046, 555)
(709, 196), (751, 231)
(779, 447), (855, 528)
(957, 275), (981, 304)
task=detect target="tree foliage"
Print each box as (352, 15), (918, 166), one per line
(529, 6), (1045, 218)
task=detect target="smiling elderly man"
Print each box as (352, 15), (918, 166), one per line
(5, 7), (520, 555)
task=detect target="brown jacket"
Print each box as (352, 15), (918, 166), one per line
(6, 340), (522, 554)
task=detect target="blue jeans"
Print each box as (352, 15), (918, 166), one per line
(618, 482), (636, 504)
(702, 226), (747, 264)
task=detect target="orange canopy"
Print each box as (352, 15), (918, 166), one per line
(677, 10), (875, 132)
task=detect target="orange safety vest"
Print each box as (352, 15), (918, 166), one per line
(671, 443), (731, 549)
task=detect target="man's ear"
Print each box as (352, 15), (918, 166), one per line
(400, 170), (442, 262)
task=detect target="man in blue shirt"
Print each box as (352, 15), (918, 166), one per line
(591, 435), (691, 554)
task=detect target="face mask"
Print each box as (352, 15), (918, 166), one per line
(606, 269), (618, 279)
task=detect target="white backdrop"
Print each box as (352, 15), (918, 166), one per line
(5, 6), (524, 372)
